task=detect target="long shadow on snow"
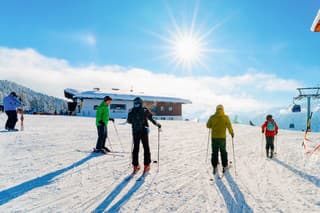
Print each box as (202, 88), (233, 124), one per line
(94, 177), (145, 212)
(272, 158), (320, 188)
(0, 153), (99, 205)
(215, 176), (238, 213)
(224, 173), (253, 212)
(93, 174), (135, 212)
(0, 130), (14, 133)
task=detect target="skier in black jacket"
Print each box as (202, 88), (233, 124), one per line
(127, 97), (161, 173)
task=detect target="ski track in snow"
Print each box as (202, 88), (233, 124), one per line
(0, 114), (320, 212)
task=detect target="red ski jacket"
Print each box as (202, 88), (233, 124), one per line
(261, 119), (279, 136)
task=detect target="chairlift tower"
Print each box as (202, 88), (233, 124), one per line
(294, 87), (320, 128)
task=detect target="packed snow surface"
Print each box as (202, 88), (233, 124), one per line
(0, 114), (320, 212)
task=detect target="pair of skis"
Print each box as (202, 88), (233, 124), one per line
(75, 149), (125, 157)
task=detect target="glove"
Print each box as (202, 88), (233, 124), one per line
(262, 130), (264, 134)
(275, 131), (278, 135)
(156, 123), (162, 128)
(99, 120), (105, 126)
(109, 118), (115, 122)
(231, 133), (234, 138)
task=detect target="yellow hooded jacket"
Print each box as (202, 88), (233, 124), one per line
(206, 108), (234, 139)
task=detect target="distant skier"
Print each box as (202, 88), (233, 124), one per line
(127, 97), (161, 173)
(94, 96), (115, 154)
(261, 114), (278, 158)
(206, 104), (234, 174)
(3, 92), (22, 131)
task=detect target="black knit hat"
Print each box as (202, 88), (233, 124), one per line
(266, 114), (272, 119)
(10, 92), (17, 97)
(103, 96), (112, 101)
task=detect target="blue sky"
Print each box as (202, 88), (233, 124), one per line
(0, 0), (320, 119)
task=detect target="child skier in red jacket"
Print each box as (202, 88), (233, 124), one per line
(261, 114), (279, 158)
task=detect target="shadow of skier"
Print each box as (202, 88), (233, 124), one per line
(215, 173), (253, 213)
(0, 153), (99, 206)
(215, 176), (238, 213)
(106, 177), (145, 212)
(93, 174), (135, 212)
(224, 173), (253, 212)
(272, 158), (320, 188)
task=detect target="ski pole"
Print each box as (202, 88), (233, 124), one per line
(112, 122), (124, 152)
(232, 137), (237, 176)
(107, 134), (114, 152)
(19, 92), (24, 131)
(130, 138), (134, 167)
(157, 127), (160, 172)
(206, 129), (211, 163)
(261, 134), (264, 157)
(275, 135), (278, 155)
(20, 106), (24, 131)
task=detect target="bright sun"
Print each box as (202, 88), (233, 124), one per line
(149, 4), (221, 72)
(173, 35), (201, 63)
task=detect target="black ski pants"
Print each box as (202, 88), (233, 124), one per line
(5, 110), (18, 130)
(211, 138), (228, 168)
(265, 136), (274, 155)
(96, 125), (108, 150)
(132, 130), (151, 166)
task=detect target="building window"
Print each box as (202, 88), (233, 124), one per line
(151, 106), (157, 113)
(160, 106), (165, 112)
(93, 105), (98, 110)
(168, 106), (173, 112)
(110, 104), (126, 110)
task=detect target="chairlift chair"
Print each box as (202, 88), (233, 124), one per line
(289, 123), (295, 128)
(292, 104), (301, 112)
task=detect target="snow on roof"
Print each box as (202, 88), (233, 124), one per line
(311, 10), (320, 32)
(66, 89), (192, 104)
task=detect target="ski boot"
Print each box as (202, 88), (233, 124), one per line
(93, 148), (101, 153)
(222, 166), (229, 173)
(102, 147), (111, 153)
(133, 165), (141, 174)
(270, 151), (273, 158)
(213, 167), (217, 175)
(144, 165), (150, 173)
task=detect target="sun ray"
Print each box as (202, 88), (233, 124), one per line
(148, 2), (230, 73)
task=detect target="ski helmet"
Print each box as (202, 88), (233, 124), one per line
(133, 97), (143, 108)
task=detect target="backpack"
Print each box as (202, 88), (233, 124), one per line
(266, 121), (275, 131)
(129, 107), (147, 132)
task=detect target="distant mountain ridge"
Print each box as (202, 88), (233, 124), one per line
(0, 80), (67, 114)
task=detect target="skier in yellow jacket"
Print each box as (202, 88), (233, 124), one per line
(206, 104), (234, 174)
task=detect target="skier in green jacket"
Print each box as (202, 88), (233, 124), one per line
(94, 96), (114, 154)
(207, 104), (234, 174)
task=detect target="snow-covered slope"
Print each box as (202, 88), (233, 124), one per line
(0, 114), (320, 212)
